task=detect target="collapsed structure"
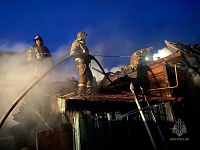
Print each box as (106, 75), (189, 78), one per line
(0, 40), (200, 150)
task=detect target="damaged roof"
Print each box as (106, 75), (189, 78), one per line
(56, 40), (200, 103)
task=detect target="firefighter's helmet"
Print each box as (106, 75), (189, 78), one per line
(33, 35), (43, 42)
(77, 31), (88, 39)
(146, 46), (153, 51)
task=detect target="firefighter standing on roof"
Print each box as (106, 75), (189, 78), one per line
(130, 46), (153, 71)
(70, 31), (94, 95)
(27, 35), (54, 83)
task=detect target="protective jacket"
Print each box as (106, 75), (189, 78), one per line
(27, 44), (54, 64)
(27, 44), (54, 82)
(70, 38), (91, 64)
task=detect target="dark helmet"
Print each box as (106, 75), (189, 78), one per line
(77, 31), (88, 39)
(33, 35), (43, 42)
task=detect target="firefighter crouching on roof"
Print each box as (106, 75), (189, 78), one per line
(27, 35), (54, 83)
(130, 46), (153, 71)
(70, 31), (94, 96)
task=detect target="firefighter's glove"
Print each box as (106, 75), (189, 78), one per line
(89, 54), (95, 60)
(74, 53), (85, 58)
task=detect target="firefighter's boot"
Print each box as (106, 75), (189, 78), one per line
(77, 86), (86, 96)
(86, 87), (92, 95)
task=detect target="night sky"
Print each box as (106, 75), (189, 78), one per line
(0, 0), (200, 80)
(0, 0), (200, 138)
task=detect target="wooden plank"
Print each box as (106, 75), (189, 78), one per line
(36, 124), (73, 150)
(146, 62), (173, 97)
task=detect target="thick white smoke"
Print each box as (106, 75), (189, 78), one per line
(0, 42), (78, 131)
(152, 47), (174, 60)
(0, 53), (36, 128)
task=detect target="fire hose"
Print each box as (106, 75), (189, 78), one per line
(92, 56), (113, 83)
(0, 54), (112, 129)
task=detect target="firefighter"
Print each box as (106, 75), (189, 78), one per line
(130, 45), (153, 71)
(27, 35), (54, 83)
(70, 31), (94, 95)
(27, 35), (54, 117)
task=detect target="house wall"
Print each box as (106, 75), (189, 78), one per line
(51, 99), (178, 150)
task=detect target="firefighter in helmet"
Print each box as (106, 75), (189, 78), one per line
(70, 31), (94, 95)
(27, 35), (54, 83)
(130, 45), (153, 71)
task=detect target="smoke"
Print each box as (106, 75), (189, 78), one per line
(89, 44), (124, 82)
(0, 42), (79, 132)
(0, 52), (37, 128)
(89, 44), (109, 82)
(0, 41), (29, 52)
(152, 47), (174, 60)
(51, 44), (78, 81)
(0, 39), (124, 135)
(0, 40), (110, 133)
(110, 65), (124, 73)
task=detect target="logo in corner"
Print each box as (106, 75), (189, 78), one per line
(172, 118), (187, 137)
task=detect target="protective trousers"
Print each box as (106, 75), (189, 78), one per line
(76, 60), (94, 95)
